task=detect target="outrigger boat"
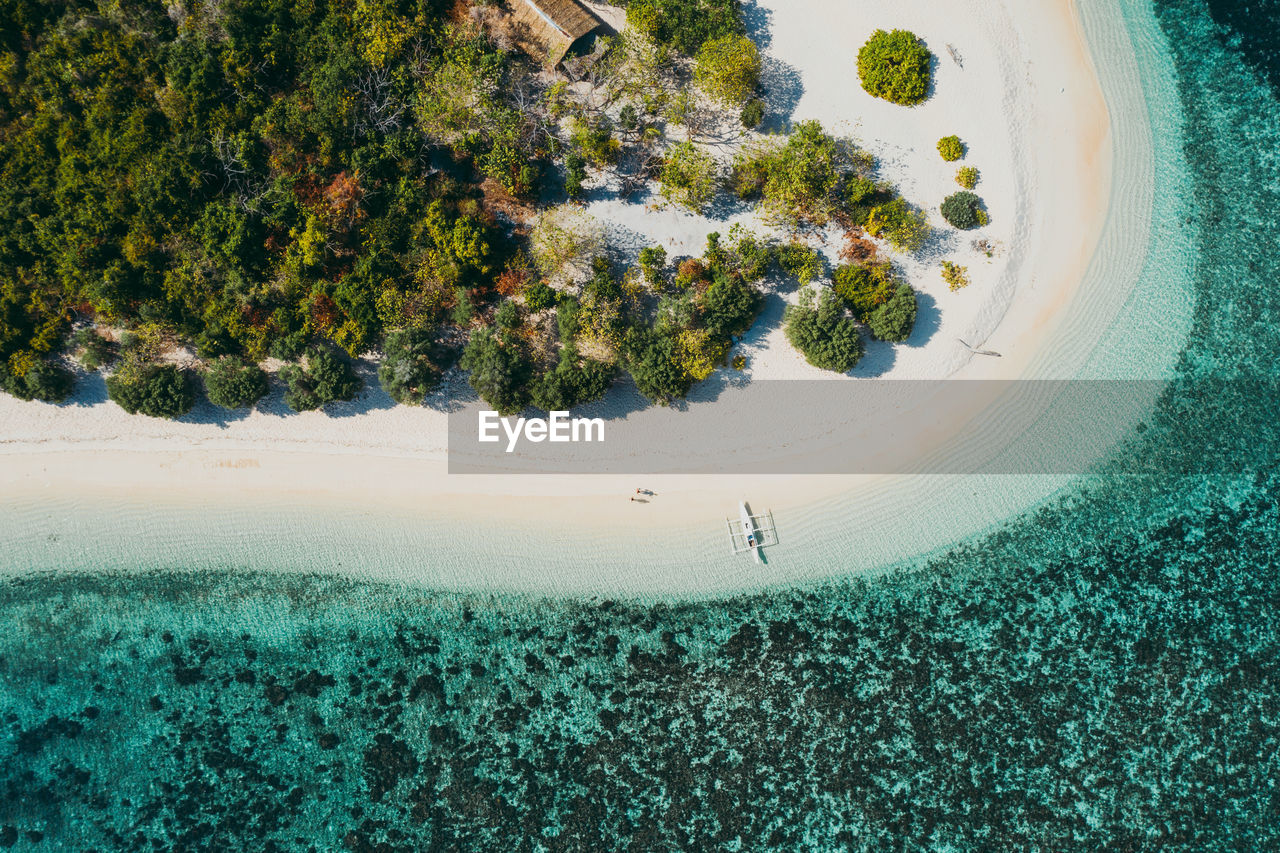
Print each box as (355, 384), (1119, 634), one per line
(726, 501), (779, 562)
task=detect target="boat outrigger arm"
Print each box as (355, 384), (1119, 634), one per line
(726, 502), (779, 562)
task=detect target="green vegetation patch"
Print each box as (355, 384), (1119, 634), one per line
(937, 135), (965, 162)
(956, 166), (980, 189)
(857, 29), (933, 106)
(941, 191), (986, 229)
(626, 0), (745, 55)
(204, 356), (269, 410)
(694, 35), (762, 108)
(832, 262), (918, 341)
(784, 287), (864, 372)
(659, 142), (720, 213)
(730, 121), (876, 228)
(280, 349), (362, 413)
(106, 363), (196, 420)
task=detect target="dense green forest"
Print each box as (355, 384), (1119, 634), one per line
(0, 0), (933, 416)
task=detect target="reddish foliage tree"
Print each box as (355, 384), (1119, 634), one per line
(677, 258), (709, 284)
(309, 292), (339, 331)
(494, 266), (530, 297)
(840, 231), (879, 264)
(324, 171), (365, 230)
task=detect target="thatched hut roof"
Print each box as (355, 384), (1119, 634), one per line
(508, 0), (603, 66)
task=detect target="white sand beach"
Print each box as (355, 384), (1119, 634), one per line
(2, 0), (1186, 595)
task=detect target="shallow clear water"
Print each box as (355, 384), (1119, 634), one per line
(2, 0), (1280, 847)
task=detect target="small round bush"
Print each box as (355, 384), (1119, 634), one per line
(866, 283), (917, 342)
(204, 356), (269, 409)
(740, 98), (765, 129)
(378, 328), (447, 405)
(857, 29), (932, 106)
(280, 348), (362, 412)
(942, 260), (971, 291)
(956, 166), (979, 189)
(1, 360), (75, 402)
(524, 280), (557, 312)
(937, 135), (964, 162)
(785, 288), (864, 372)
(940, 191), (984, 229)
(107, 363), (196, 419)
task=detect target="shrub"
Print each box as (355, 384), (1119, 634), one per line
(659, 142), (719, 213)
(494, 301), (520, 330)
(857, 30), (932, 106)
(639, 246), (668, 286)
(937, 135), (964, 162)
(832, 262), (897, 319)
(694, 35), (761, 108)
(309, 348), (362, 402)
(569, 116), (619, 166)
(494, 264), (530, 298)
(460, 327), (531, 415)
(618, 104), (639, 132)
(378, 328), (448, 405)
(956, 166), (979, 189)
(524, 281), (557, 312)
(727, 227), (774, 281)
(564, 151), (587, 199)
(624, 329), (694, 405)
(866, 283), (917, 341)
(675, 328), (727, 382)
(107, 362), (195, 419)
(1, 360), (74, 403)
(556, 296), (581, 342)
(530, 345), (614, 411)
(865, 197), (929, 253)
(740, 98), (765, 129)
(731, 121), (873, 226)
(451, 288), (474, 327)
(699, 274), (762, 339)
(530, 206), (605, 284)
(940, 191), (984, 229)
(942, 261), (971, 291)
(784, 288), (864, 372)
(624, 0), (743, 55)
(280, 348), (362, 412)
(675, 258), (709, 289)
(976, 208), (991, 227)
(204, 356), (268, 409)
(729, 153), (768, 200)
(776, 243), (824, 284)
(74, 328), (116, 371)
(280, 365), (322, 412)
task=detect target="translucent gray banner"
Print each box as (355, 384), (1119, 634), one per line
(446, 379), (1274, 475)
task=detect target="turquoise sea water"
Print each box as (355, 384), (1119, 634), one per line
(3, 0), (1280, 848)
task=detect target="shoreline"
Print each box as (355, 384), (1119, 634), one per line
(0, 0), (1158, 595)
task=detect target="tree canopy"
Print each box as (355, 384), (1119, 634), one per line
(784, 288), (864, 372)
(204, 357), (269, 410)
(106, 363), (196, 419)
(625, 0), (744, 55)
(694, 35), (762, 108)
(460, 327), (532, 416)
(731, 121), (876, 228)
